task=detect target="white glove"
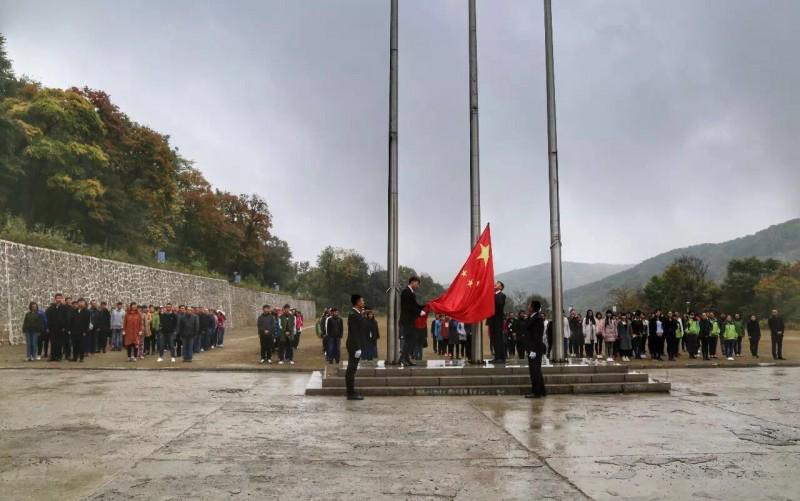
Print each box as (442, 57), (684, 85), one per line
(419, 311), (427, 317)
(529, 352), (536, 359)
(354, 350), (361, 358)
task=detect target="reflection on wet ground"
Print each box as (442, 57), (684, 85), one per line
(1, 367), (798, 500)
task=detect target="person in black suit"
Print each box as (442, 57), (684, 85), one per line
(346, 294), (367, 400)
(45, 293), (69, 361)
(70, 298), (91, 362)
(522, 300), (547, 398)
(399, 276), (426, 366)
(489, 281), (507, 364)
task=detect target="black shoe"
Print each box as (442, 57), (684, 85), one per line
(489, 359), (506, 364)
(347, 394), (364, 400)
(779, 357), (786, 360)
(525, 393), (542, 399)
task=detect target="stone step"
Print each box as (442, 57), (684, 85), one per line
(329, 363), (630, 378)
(307, 381), (670, 397)
(321, 372), (649, 388)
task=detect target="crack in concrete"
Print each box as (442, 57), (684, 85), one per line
(469, 402), (594, 500)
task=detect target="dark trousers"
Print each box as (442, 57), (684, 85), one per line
(491, 324), (505, 360)
(259, 333), (274, 360)
(649, 335), (664, 359)
(63, 333), (72, 360)
(279, 338), (293, 361)
(72, 332), (86, 361)
(749, 335), (760, 357)
(345, 353), (360, 395)
(735, 336), (743, 356)
(399, 325), (413, 363)
(89, 329), (97, 353)
(327, 337), (341, 363)
(528, 353), (546, 397)
(700, 337), (711, 359)
(127, 344), (139, 358)
(96, 329), (109, 352)
(38, 332), (50, 357)
(159, 331), (176, 358)
(666, 333), (679, 359)
(144, 334), (157, 355)
(182, 335), (194, 360)
(771, 334), (783, 359)
(50, 332), (63, 360)
(685, 335), (699, 358)
(709, 337), (718, 356)
(175, 336), (183, 357)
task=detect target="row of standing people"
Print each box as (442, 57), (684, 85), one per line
(315, 307), (380, 364)
(20, 293), (227, 363)
(498, 308), (787, 362)
(256, 304), (304, 364)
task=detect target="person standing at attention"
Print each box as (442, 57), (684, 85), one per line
(345, 294), (368, 400)
(768, 309), (785, 360)
(523, 300), (547, 398)
(400, 276), (426, 367)
(489, 281), (507, 364)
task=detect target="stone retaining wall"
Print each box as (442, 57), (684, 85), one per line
(0, 240), (315, 344)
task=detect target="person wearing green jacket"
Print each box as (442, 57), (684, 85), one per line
(686, 314), (700, 359)
(722, 314), (738, 361)
(733, 313), (744, 357)
(709, 313), (721, 359)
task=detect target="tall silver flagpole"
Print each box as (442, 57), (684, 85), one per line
(386, 0), (400, 364)
(544, 0), (565, 363)
(468, 0), (484, 364)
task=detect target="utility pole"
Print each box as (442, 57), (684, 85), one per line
(543, 0), (565, 362)
(468, 0), (484, 364)
(386, 0), (400, 364)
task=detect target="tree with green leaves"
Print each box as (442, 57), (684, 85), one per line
(644, 255), (718, 312)
(720, 257), (783, 314)
(0, 34), (15, 98)
(754, 262), (800, 321)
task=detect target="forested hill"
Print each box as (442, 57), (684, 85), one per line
(564, 218), (800, 310)
(496, 262), (632, 296)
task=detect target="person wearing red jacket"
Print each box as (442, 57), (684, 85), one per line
(123, 303), (143, 362)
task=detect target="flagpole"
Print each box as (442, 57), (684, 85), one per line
(386, 0), (400, 365)
(468, 0), (484, 364)
(543, 0), (565, 363)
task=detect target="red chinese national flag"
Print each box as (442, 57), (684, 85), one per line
(426, 225), (495, 323)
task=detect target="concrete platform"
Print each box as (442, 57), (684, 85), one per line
(308, 359), (669, 396)
(1, 367), (798, 500)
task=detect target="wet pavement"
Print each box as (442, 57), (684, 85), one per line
(0, 367), (798, 500)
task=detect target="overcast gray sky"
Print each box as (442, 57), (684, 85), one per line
(2, 0), (798, 282)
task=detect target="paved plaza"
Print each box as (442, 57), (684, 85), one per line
(0, 367), (798, 500)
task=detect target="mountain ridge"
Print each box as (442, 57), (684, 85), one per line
(563, 218), (800, 310)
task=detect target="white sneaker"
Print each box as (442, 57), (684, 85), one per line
(727, 357), (734, 361)
(200, 349), (204, 352)
(157, 357), (163, 362)
(278, 360), (284, 365)
(171, 357), (176, 363)
(289, 360), (295, 365)
(260, 359), (265, 364)
(267, 359), (272, 364)
(606, 357), (614, 362)
(211, 346), (215, 350)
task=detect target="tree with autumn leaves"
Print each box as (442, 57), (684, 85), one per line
(0, 36), (275, 282)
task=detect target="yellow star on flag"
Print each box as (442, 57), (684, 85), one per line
(476, 243), (491, 266)
(476, 280), (480, 286)
(461, 270), (468, 277)
(467, 279), (474, 287)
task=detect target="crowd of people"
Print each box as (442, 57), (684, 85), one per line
(495, 307), (788, 363)
(20, 293), (228, 363)
(256, 304), (304, 364)
(315, 307), (380, 363)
